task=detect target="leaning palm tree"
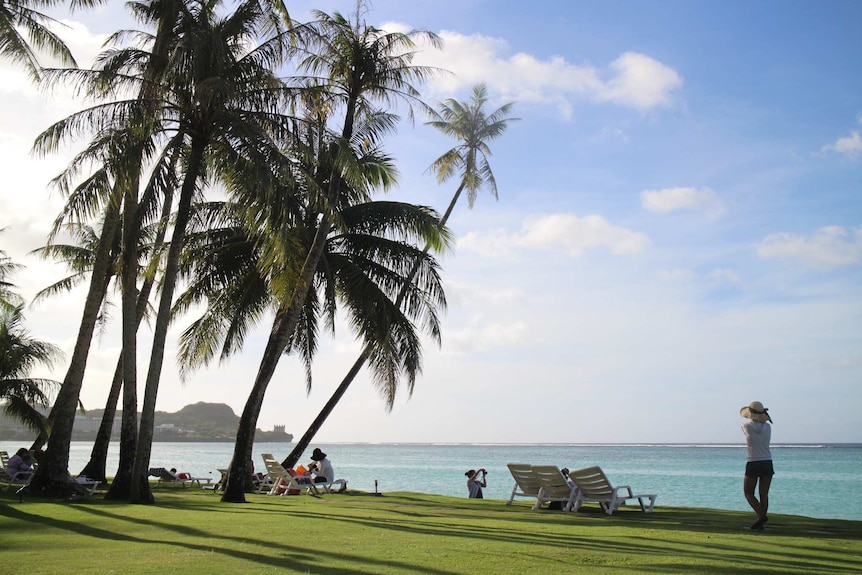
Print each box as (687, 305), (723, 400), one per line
(281, 84), (516, 469)
(179, 151), (447, 501)
(220, 6), (442, 502)
(425, 83), (516, 227)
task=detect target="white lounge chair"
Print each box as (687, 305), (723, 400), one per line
(1, 450), (35, 491)
(568, 466), (657, 515)
(1, 466), (33, 491)
(261, 454), (317, 495)
(505, 463), (542, 505)
(150, 467), (211, 487)
(531, 465), (578, 511)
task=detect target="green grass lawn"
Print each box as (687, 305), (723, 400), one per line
(1, 486), (860, 574)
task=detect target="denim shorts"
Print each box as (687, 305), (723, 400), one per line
(745, 460), (775, 477)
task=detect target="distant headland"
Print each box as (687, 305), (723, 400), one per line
(0, 401), (293, 443)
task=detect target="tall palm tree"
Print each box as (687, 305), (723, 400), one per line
(220, 6), (442, 502)
(425, 83), (516, 226)
(0, 0), (81, 80)
(27, 0), (292, 499)
(129, 0), (296, 503)
(281, 84), (516, 469)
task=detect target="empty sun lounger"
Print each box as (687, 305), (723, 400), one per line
(506, 463), (542, 505)
(568, 466), (657, 515)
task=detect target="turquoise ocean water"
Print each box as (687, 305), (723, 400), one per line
(3, 442), (860, 521)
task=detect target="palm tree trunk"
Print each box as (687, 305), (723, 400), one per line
(282, 180), (466, 466)
(79, 185), (173, 482)
(105, 161), (143, 500)
(78, 359), (122, 482)
(221, 221), (332, 502)
(129, 138), (205, 503)
(28, 197), (121, 496)
(222, 95), (361, 503)
(281, 350), (367, 468)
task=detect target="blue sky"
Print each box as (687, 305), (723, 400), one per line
(1, 0), (860, 444)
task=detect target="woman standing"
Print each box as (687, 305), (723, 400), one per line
(740, 401), (773, 530)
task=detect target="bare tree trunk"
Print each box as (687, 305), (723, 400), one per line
(130, 139), (204, 503)
(78, 360), (122, 482)
(28, 198), (121, 497)
(79, 186), (172, 483)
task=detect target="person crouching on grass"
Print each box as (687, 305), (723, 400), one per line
(740, 401), (774, 530)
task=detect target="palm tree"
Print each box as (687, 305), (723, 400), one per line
(220, 6), (442, 502)
(425, 83), (516, 226)
(0, 0), (81, 80)
(281, 84), (516, 469)
(129, 0), (297, 503)
(27, 0), (292, 499)
(0, 303), (63, 434)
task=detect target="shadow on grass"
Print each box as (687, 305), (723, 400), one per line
(0, 497), (449, 575)
(3, 490), (861, 574)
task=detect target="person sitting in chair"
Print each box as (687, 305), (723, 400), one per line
(308, 448), (334, 484)
(7, 448), (33, 476)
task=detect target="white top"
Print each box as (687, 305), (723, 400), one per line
(315, 457), (334, 482)
(742, 420), (772, 462)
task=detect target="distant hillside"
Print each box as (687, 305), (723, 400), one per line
(71, 402), (291, 442)
(157, 402), (241, 432)
(0, 401), (293, 442)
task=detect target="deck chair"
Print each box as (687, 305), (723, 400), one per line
(506, 463), (542, 505)
(260, 453), (317, 495)
(312, 477), (348, 494)
(532, 465), (578, 511)
(150, 467), (211, 487)
(1, 466), (33, 491)
(569, 466), (657, 515)
(2, 450), (35, 491)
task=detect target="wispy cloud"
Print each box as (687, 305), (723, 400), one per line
(640, 186), (725, 218)
(399, 26), (682, 115)
(459, 213), (650, 258)
(756, 226), (862, 270)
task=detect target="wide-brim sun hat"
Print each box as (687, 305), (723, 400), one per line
(740, 401), (771, 423)
(311, 448), (327, 461)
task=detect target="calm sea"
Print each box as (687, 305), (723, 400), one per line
(4, 442), (860, 521)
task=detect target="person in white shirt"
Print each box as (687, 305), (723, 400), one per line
(740, 401), (774, 530)
(309, 448), (334, 484)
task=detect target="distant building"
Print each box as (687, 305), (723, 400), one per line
(273, 425), (286, 434)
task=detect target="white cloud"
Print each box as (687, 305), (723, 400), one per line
(407, 28), (682, 115)
(459, 213), (650, 258)
(640, 186), (725, 218)
(824, 130), (862, 157)
(821, 114), (862, 157)
(756, 226), (862, 270)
